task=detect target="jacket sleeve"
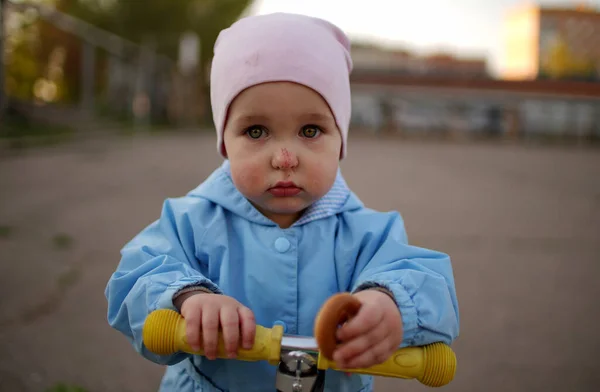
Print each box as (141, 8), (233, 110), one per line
(342, 209), (460, 348)
(104, 197), (221, 365)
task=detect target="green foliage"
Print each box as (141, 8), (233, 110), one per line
(52, 233), (74, 250)
(0, 225), (14, 238)
(5, 0), (253, 103)
(57, 0), (253, 69)
(45, 383), (88, 392)
(4, 9), (42, 101)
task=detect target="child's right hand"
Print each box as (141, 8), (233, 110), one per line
(179, 293), (256, 360)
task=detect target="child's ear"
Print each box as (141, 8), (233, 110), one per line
(220, 138), (228, 158)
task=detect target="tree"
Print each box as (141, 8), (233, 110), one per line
(1, 0), (6, 117)
(5, 0), (253, 110)
(57, 0), (253, 102)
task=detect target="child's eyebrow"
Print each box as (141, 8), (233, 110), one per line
(232, 112), (334, 123)
(232, 114), (269, 123)
(301, 112), (335, 122)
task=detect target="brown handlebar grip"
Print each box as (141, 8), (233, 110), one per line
(314, 293), (362, 360)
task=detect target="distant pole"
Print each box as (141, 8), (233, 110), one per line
(133, 37), (155, 131)
(178, 31), (200, 127)
(81, 40), (95, 117)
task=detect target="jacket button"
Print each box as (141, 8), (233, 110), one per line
(274, 237), (291, 253)
(273, 320), (287, 333)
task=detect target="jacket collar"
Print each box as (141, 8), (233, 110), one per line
(187, 160), (363, 227)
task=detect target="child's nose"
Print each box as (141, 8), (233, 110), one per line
(272, 147), (298, 170)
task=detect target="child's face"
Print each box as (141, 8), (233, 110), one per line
(223, 82), (342, 228)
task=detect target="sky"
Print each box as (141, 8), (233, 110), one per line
(248, 0), (600, 76)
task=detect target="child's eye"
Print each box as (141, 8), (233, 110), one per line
(245, 126), (266, 139)
(301, 125), (321, 138)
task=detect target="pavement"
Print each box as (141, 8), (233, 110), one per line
(0, 132), (599, 392)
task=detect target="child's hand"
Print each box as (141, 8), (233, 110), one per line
(333, 290), (402, 369)
(179, 293), (256, 360)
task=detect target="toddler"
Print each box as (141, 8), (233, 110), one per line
(105, 12), (459, 392)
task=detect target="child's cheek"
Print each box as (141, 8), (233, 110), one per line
(231, 162), (265, 197)
(306, 161), (336, 196)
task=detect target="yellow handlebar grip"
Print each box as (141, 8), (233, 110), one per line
(142, 309), (283, 365)
(419, 343), (457, 387)
(317, 342), (456, 387)
(143, 309), (457, 387)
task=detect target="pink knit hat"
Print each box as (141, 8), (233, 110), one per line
(210, 13), (353, 159)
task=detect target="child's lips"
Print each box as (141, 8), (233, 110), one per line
(273, 181), (298, 188)
(269, 181), (302, 197)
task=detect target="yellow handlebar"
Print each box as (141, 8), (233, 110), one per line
(142, 308), (283, 365)
(317, 342), (456, 387)
(143, 309), (456, 387)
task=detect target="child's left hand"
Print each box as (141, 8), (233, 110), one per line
(332, 289), (403, 369)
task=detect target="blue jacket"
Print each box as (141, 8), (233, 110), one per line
(105, 160), (459, 391)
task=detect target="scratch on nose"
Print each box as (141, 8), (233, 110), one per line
(281, 148), (292, 168)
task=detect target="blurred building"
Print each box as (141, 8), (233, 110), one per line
(502, 3), (600, 81)
(349, 72), (600, 140)
(350, 3), (600, 142)
(421, 53), (488, 79)
(351, 43), (489, 79)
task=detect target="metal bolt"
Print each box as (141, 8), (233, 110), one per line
(292, 381), (303, 392)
